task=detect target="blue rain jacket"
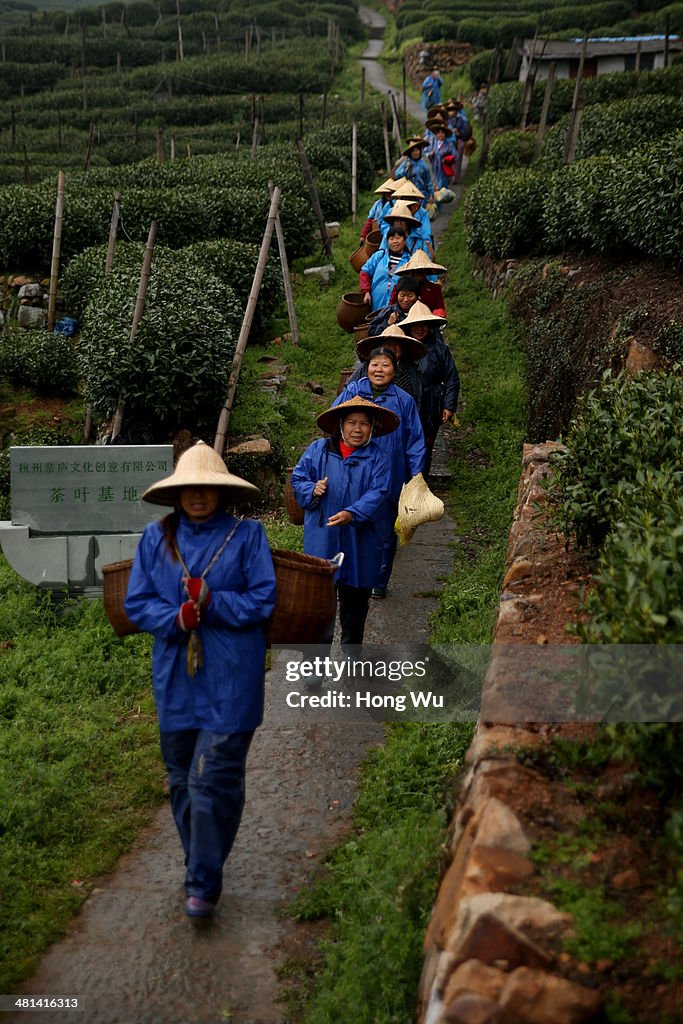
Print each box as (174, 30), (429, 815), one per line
(380, 204), (433, 250)
(360, 247), (413, 311)
(124, 512), (276, 733)
(291, 439), (391, 589)
(392, 156), (433, 202)
(333, 378), (426, 503)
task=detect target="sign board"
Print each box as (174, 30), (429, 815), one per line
(10, 445), (173, 534)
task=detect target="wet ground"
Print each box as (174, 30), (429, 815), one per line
(7, 18), (463, 1024)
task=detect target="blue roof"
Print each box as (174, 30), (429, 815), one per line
(571, 34), (680, 43)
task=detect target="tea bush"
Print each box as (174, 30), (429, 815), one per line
(0, 326), (79, 396)
(488, 129), (536, 171)
(551, 371), (683, 548)
(79, 255), (241, 431)
(464, 167), (548, 258)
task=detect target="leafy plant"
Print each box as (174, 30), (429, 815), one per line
(488, 129), (536, 171)
(464, 167), (548, 258)
(0, 325), (79, 396)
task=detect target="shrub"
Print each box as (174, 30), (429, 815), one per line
(464, 167), (548, 258)
(541, 155), (624, 253)
(488, 129), (536, 170)
(0, 325), (79, 396)
(550, 370), (683, 548)
(182, 239), (284, 331)
(78, 255), (241, 431)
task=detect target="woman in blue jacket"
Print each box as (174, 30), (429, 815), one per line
(334, 349), (426, 598)
(291, 397), (397, 650)
(125, 441), (276, 920)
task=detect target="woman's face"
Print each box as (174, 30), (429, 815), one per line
(341, 412), (373, 448)
(367, 355), (396, 388)
(436, 129), (448, 141)
(388, 230), (407, 253)
(409, 146), (422, 160)
(397, 288), (417, 312)
(382, 340), (404, 359)
(179, 486), (221, 521)
(409, 323), (429, 341)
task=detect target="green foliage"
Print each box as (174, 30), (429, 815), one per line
(183, 238), (284, 328)
(290, 724), (473, 1024)
(550, 878), (642, 964)
(79, 253), (241, 431)
(551, 370), (683, 548)
(0, 325), (79, 396)
(467, 48), (502, 88)
(0, 556), (163, 991)
(464, 167), (548, 258)
(488, 129), (536, 171)
(540, 95), (683, 170)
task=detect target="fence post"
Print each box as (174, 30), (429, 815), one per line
(112, 221), (158, 440)
(214, 189), (281, 454)
(380, 101), (391, 174)
(46, 170), (65, 332)
(296, 138), (332, 258)
(268, 180), (299, 346)
(534, 61), (556, 159)
(351, 120), (357, 226)
(564, 35), (587, 165)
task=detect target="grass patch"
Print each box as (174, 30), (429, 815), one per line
(0, 558), (165, 991)
(430, 202), (526, 643)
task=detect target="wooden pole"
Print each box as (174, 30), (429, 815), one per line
(10, 106), (15, 148)
(83, 121), (96, 172)
(213, 189), (281, 454)
(22, 143), (29, 184)
(251, 117), (259, 157)
(296, 138), (332, 258)
(635, 40), (641, 72)
(360, 66), (365, 103)
(564, 101), (584, 165)
(46, 170), (65, 331)
(170, 134), (176, 160)
(215, 11), (221, 55)
(564, 35), (587, 165)
(664, 14), (671, 67)
(402, 59), (407, 138)
(389, 91), (402, 149)
(380, 101), (391, 174)
(351, 120), (357, 226)
(156, 127), (165, 163)
(519, 30), (538, 130)
(57, 109), (62, 150)
(268, 180), (299, 346)
(534, 61), (556, 159)
(321, 91), (328, 129)
(86, 191), (121, 442)
(176, 0), (184, 61)
(112, 221), (158, 440)
(299, 93), (304, 137)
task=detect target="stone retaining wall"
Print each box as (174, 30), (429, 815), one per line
(418, 443), (601, 1024)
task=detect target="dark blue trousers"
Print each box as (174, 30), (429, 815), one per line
(159, 729), (254, 904)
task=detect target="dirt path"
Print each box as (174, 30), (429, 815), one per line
(7, 21), (462, 1024)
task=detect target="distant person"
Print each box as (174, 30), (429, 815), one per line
(421, 67), (443, 111)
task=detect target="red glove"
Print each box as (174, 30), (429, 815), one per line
(177, 601), (200, 631)
(183, 576), (211, 608)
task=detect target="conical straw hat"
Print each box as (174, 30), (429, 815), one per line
(401, 299), (448, 328)
(395, 473), (444, 545)
(383, 199), (420, 227)
(374, 176), (398, 194)
(392, 181), (425, 201)
(391, 176), (409, 190)
(396, 249), (447, 275)
(356, 324), (426, 363)
(316, 396), (399, 437)
(142, 441), (260, 507)
(401, 137), (428, 157)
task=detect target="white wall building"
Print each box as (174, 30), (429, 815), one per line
(518, 35), (682, 82)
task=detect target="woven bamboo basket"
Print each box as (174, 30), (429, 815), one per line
(337, 368), (354, 395)
(284, 467), (305, 525)
(349, 243), (367, 273)
(267, 549), (336, 646)
(102, 549), (337, 646)
(102, 559), (139, 637)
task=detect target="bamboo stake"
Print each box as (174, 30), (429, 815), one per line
(105, 192), (121, 275)
(46, 171), (65, 331)
(351, 120), (357, 226)
(534, 61), (556, 159)
(564, 34), (587, 165)
(296, 138), (332, 258)
(83, 121), (96, 172)
(111, 221), (158, 440)
(360, 66), (365, 103)
(213, 189), (281, 454)
(402, 59), (407, 138)
(380, 101), (391, 174)
(251, 117), (259, 157)
(268, 180), (299, 345)
(321, 91), (328, 129)
(176, 0), (184, 61)
(389, 91), (402, 149)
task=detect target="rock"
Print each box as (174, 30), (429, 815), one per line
(225, 438), (272, 457)
(442, 959), (506, 1005)
(499, 966), (601, 1023)
(503, 559), (535, 587)
(447, 893), (571, 960)
(625, 338), (658, 374)
(465, 725), (544, 764)
(17, 305), (47, 329)
(446, 909), (553, 970)
(304, 264), (336, 284)
(17, 282), (43, 300)
(462, 846), (535, 897)
(611, 868), (641, 891)
(441, 993), (503, 1024)
(472, 797), (531, 856)
(7, 274), (35, 287)
(305, 380), (325, 395)
(325, 222), (340, 238)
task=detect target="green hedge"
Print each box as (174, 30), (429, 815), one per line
(0, 325), (79, 396)
(540, 94), (683, 169)
(464, 167), (548, 258)
(488, 129), (536, 170)
(466, 131), (683, 262)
